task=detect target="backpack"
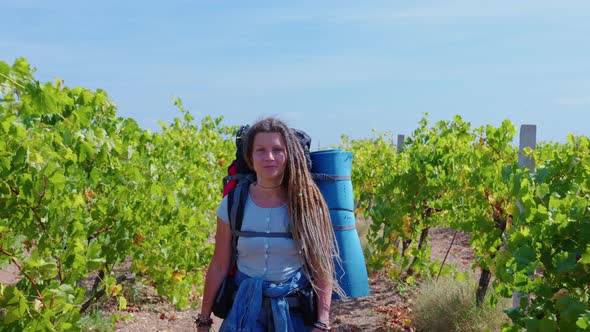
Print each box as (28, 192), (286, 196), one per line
(212, 125), (317, 322)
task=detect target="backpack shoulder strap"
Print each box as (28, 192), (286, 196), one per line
(226, 176), (254, 271)
(226, 187), (237, 272)
(230, 175), (253, 232)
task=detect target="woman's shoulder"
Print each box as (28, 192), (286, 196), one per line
(216, 195), (229, 224)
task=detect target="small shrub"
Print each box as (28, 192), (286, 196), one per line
(412, 277), (508, 332)
(78, 309), (114, 331)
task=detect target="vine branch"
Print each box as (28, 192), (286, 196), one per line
(7, 176), (51, 239)
(0, 72), (25, 89)
(437, 230), (458, 281)
(22, 199), (50, 238)
(80, 272), (135, 313)
(34, 175), (48, 209)
(0, 247), (45, 306)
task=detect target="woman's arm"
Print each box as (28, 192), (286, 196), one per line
(198, 218), (232, 320)
(313, 272), (333, 330)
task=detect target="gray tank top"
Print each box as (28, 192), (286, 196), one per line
(216, 195), (302, 281)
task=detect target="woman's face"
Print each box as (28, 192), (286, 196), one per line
(252, 132), (287, 182)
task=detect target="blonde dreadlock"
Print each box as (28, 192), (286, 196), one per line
(243, 117), (345, 298)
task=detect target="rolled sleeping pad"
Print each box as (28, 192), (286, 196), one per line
(330, 210), (371, 298)
(310, 149), (370, 299)
(310, 149), (354, 211)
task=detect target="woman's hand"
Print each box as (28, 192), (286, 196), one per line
(194, 313), (214, 332)
(195, 321), (213, 331)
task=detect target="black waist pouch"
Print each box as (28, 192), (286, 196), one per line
(212, 275), (236, 319)
(295, 285), (318, 326)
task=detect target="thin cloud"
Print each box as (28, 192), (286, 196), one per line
(195, 54), (399, 96)
(280, 112), (305, 123)
(243, 0), (590, 26)
(554, 96), (590, 106)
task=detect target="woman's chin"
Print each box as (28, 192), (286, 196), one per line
(258, 172), (282, 181)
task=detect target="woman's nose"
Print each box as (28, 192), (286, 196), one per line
(264, 150), (275, 160)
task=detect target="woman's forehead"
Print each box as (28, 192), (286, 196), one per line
(254, 132), (284, 144)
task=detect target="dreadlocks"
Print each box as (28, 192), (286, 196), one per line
(242, 117), (345, 298)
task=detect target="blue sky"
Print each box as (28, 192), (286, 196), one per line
(2, 0), (589, 148)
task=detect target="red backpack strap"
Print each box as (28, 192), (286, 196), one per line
(223, 160), (239, 197)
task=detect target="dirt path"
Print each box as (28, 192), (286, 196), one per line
(114, 227), (475, 331)
(112, 271), (406, 332)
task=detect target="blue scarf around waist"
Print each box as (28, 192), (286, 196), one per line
(221, 269), (309, 332)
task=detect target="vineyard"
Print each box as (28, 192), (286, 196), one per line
(1, 58), (589, 331)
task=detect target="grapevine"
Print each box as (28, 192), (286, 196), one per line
(0, 58), (235, 330)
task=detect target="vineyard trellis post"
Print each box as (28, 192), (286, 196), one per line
(513, 124), (536, 309)
(518, 124), (536, 171)
(396, 134), (405, 152)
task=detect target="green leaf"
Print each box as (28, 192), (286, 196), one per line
(79, 141), (95, 161)
(62, 303), (74, 313)
(513, 245), (536, 268)
(576, 311), (590, 330)
(87, 258), (106, 270)
(59, 322), (73, 331)
(118, 296), (127, 310)
(166, 192), (176, 206)
(19, 293), (28, 315)
(13, 58), (31, 78)
(525, 317), (559, 332)
(557, 295), (587, 328)
(553, 251), (577, 274)
(581, 247), (590, 265)
(537, 183), (550, 198)
(539, 318), (558, 332)
(549, 196), (564, 211)
(0, 155), (10, 172)
(536, 204), (548, 217)
(1, 116), (18, 133)
(72, 193), (86, 208)
(39, 260), (59, 280)
(0, 60), (10, 77)
(50, 171), (67, 190)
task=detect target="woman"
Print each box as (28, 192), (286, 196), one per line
(195, 117), (344, 331)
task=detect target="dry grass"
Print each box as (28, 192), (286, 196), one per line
(411, 277), (509, 332)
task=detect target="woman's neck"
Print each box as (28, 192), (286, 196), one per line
(254, 181), (282, 190)
(250, 181), (286, 207)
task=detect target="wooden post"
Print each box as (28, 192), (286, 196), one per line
(513, 124), (536, 309)
(397, 134), (405, 152)
(518, 125), (536, 171)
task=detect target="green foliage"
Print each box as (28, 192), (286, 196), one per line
(344, 115), (518, 279)
(0, 58), (235, 330)
(498, 134), (590, 331)
(338, 130), (397, 214)
(343, 115), (589, 330)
